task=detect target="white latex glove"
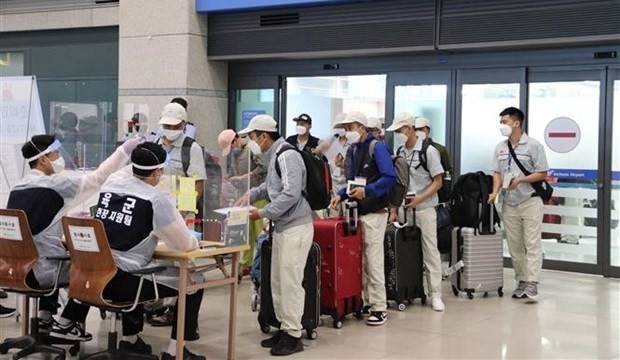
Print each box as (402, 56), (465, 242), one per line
(121, 135), (145, 156)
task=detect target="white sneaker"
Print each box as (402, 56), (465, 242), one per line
(431, 298), (445, 312)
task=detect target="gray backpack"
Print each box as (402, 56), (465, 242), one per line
(368, 140), (409, 208)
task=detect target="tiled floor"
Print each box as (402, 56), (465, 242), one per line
(1, 269), (618, 359)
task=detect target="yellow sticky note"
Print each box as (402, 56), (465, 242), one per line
(176, 176), (198, 213)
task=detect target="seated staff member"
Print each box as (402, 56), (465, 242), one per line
(7, 134), (141, 340)
(95, 142), (205, 360)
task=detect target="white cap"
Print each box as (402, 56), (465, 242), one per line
(332, 113), (347, 128)
(218, 129), (236, 157)
(237, 114), (278, 135)
(367, 116), (382, 130)
(414, 116), (431, 129)
(386, 112), (415, 132)
(336, 111), (368, 127)
(159, 103), (187, 125)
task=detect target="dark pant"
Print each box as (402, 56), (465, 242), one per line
(25, 272), (90, 323)
(102, 269), (203, 340)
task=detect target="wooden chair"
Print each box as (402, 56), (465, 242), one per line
(0, 208), (78, 360)
(61, 216), (163, 360)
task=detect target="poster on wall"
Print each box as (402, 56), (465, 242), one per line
(0, 76), (46, 207)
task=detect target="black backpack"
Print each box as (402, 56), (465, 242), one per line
(416, 140), (452, 203)
(180, 137), (223, 213)
(450, 171), (499, 232)
(275, 145), (332, 210)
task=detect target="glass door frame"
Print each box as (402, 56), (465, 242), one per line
(228, 75), (283, 131)
(385, 70), (455, 149)
(527, 66), (609, 275)
(603, 66), (620, 278)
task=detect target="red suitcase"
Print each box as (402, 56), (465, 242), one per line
(313, 202), (364, 328)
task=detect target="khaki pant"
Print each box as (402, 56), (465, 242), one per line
(503, 196), (544, 283)
(271, 222), (314, 338)
(361, 212), (388, 312)
(416, 207), (443, 299)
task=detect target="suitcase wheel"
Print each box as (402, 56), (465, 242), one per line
(466, 291), (474, 300)
(483, 291), (489, 298)
(421, 296), (427, 305)
(260, 324), (271, 334)
(69, 344), (80, 356)
(451, 285), (459, 296)
(306, 330), (318, 340)
(498, 287), (504, 297)
(355, 311), (364, 320)
(397, 303), (406, 311)
(332, 320), (343, 329)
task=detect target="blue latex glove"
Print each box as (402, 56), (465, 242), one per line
(189, 229), (202, 241)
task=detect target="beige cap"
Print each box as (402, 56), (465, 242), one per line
(414, 116), (431, 129)
(335, 111), (368, 127)
(386, 112), (415, 131)
(237, 114), (278, 135)
(159, 103), (186, 125)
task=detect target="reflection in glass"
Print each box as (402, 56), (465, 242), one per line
(612, 80), (620, 267)
(0, 52), (24, 76)
(460, 83), (519, 174)
(286, 75), (386, 140)
(529, 81), (600, 264)
(235, 89), (275, 132)
(395, 84), (447, 145)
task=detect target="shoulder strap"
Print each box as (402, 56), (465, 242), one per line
(181, 136), (195, 176)
(275, 144), (296, 178)
(506, 140), (531, 176)
(415, 140), (430, 173)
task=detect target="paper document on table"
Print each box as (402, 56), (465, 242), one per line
(176, 177), (198, 212)
(223, 207), (249, 247)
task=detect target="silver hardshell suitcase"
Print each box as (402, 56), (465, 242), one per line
(451, 204), (504, 299)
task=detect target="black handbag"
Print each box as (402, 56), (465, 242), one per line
(506, 140), (553, 201)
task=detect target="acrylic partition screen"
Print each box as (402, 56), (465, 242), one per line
(159, 147), (252, 247)
(612, 80), (620, 267)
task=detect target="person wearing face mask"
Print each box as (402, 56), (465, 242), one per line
(6, 134), (142, 341)
(285, 113), (320, 153)
(366, 116), (387, 144)
(488, 107), (549, 301)
(414, 116), (453, 185)
(387, 112), (446, 312)
(236, 114), (313, 356)
(329, 111), (396, 326)
(93, 142), (205, 360)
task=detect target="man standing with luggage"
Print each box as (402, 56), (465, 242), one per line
(238, 114), (313, 356)
(285, 113), (320, 153)
(329, 111), (396, 326)
(488, 107), (549, 301)
(386, 112), (446, 312)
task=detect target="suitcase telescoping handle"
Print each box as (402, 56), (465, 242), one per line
(405, 192), (416, 227)
(477, 202), (496, 235)
(345, 201), (358, 235)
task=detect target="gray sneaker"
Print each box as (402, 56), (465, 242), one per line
(522, 282), (538, 301)
(512, 281), (527, 298)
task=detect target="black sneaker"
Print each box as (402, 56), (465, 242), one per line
(366, 311), (387, 326)
(0, 304), (15, 318)
(0, 289), (8, 299)
(50, 321), (93, 341)
(361, 305), (371, 317)
(270, 332), (303, 356)
(119, 336), (152, 355)
(261, 330), (284, 348)
(148, 308), (174, 327)
(160, 347), (206, 360)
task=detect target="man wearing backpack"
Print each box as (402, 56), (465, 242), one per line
(329, 111), (396, 326)
(414, 116), (453, 202)
(152, 103), (206, 330)
(387, 112), (446, 312)
(488, 107), (549, 301)
(285, 113), (320, 153)
(237, 114), (313, 356)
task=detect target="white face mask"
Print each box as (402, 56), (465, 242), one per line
(333, 128), (345, 137)
(499, 124), (512, 137)
(163, 129), (183, 141)
(246, 139), (261, 155)
(295, 125), (308, 136)
(415, 130), (427, 141)
(51, 156), (65, 174)
(394, 132), (408, 147)
(345, 130), (361, 143)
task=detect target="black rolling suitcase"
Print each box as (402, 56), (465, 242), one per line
(384, 209), (426, 310)
(257, 238), (320, 340)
